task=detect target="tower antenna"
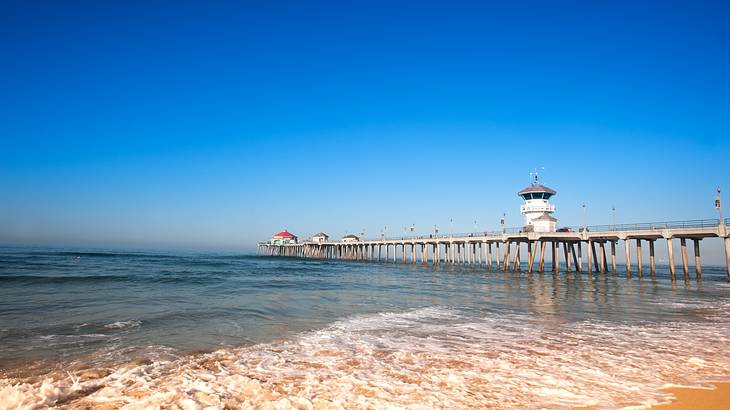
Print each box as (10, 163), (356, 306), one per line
(532, 167), (544, 185)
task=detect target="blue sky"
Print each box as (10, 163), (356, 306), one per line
(1, 1), (729, 254)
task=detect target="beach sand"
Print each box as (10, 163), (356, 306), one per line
(650, 382), (730, 409)
(572, 382), (730, 410)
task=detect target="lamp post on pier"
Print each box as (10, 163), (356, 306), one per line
(500, 213), (506, 233)
(717, 187), (724, 226)
(612, 206), (616, 231)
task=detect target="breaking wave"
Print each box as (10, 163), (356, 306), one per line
(2, 305), (730, 409)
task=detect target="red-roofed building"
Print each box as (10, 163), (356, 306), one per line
(272, 230), (298, 244)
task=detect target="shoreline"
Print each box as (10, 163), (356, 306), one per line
(4, 353), (729, 409)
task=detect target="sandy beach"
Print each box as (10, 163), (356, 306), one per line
(651, 382), (730, 409)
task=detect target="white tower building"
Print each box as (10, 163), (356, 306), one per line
(518, 175), (557, 233)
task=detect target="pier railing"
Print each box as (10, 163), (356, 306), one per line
(577, 219), (722, 233)
(260, 219), (726, 244)
(359, 219), (725, 241)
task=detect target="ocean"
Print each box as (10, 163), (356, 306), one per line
(1, 247), (729, 409)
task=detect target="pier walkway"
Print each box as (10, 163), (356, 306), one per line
(258, 219), (730, 282)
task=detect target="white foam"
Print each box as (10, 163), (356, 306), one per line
(2, 306), (730, 409)
(103, 320), (142, 330)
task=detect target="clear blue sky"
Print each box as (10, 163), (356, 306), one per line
(1, 1), (728, 253)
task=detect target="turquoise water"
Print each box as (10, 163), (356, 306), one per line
(1, 247), (729, 408)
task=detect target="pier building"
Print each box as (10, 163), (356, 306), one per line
(271, 230), (297, 245)
(342, 234), (360, 243)
(312, 232), (329, 244)
(518, 177), (558, 233)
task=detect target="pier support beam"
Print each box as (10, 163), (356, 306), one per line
(636, 239), (643, 278)
(624, 240), (631, 277)
(591, 241), (600, 273)
(693, 239), (702, 279)
(511, 243), (520, 271)
(667, 238), (676, 280)
(587, 241), (593, 273)
(503, 242), (510, 272)
(680, 238), (689, 280)
(538, 241), (546, 273)
(577, 242), (583, 272)
(553, 241), (559, 273)
(611, 241), (617, 273)
(528, 241), (536, 273)
(725, 237), (730, 282)
(486, 242), (492, 271)
(649, 240), (656, 277)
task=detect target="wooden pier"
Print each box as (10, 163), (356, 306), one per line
(258, 219), (730, 282)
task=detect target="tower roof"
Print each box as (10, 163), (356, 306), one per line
(517, 184), (556, 196)
(273, 230), (296, 238)
(313, 232), (329, 237)
(533, 212), (557, 222)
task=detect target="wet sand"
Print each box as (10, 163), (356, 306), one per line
(651, 382), (730, 409)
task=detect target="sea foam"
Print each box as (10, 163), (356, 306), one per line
(1, 305), (729, 409)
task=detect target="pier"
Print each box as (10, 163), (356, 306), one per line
(258, 180), (730, 281)
(259, 219), (730, 281)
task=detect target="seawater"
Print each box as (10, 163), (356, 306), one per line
(1, 247), (729, 409)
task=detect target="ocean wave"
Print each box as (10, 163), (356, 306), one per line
(103, 320), (141, 330)
(2, 306), (730, 409)
(0, 274), (134, 284)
